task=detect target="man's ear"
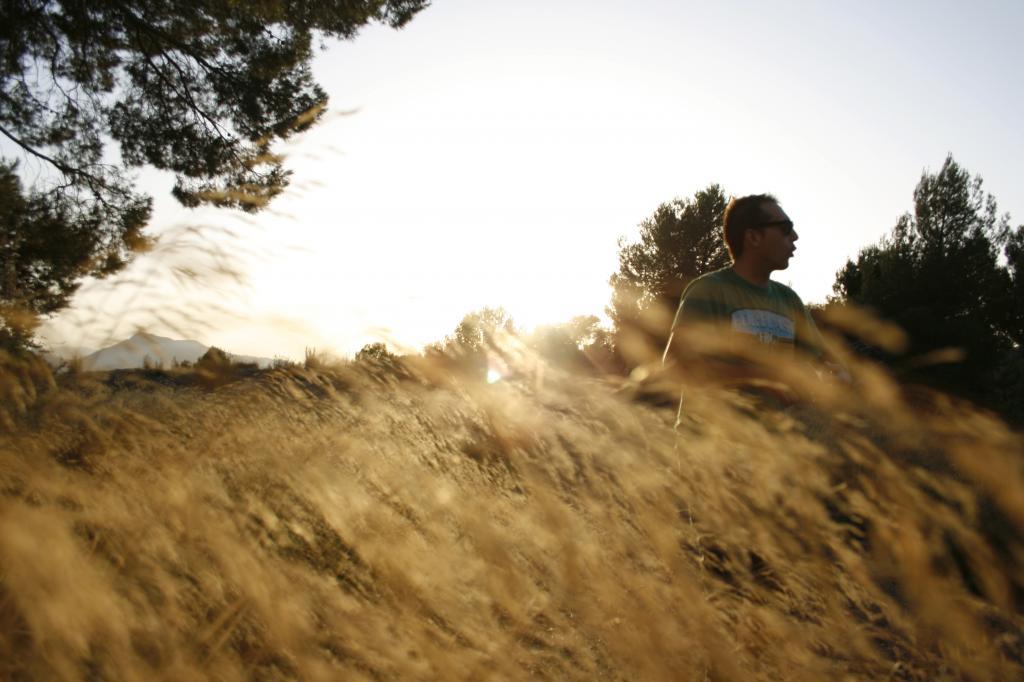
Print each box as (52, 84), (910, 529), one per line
(744, 228), (762, 251)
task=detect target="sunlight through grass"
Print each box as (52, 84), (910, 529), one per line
(2, 323), (1023, 679)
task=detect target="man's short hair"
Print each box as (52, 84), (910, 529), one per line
(723, 194), (779, 259)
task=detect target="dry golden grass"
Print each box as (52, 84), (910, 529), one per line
(1, 331), (1023, 681)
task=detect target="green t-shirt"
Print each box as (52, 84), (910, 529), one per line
(668, 267), (824, 358)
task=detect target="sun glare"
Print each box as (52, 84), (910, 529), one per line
(486, 368), (502, 384)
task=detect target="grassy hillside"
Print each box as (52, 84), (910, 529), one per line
(1, 347), (1023, 680)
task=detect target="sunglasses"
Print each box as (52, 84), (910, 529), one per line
(757, 219), (794, 236)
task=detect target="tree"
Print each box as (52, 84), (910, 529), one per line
(562, 314), (602, 349)
(1, 163), (144, 350)
(608, 184), (730, 367)
(448, 307), (515, 354)
(355, 341), (396, 363)
(991, 224), (1024, 424)
(1005, 225), (1024, 347)
(530, 316), (591, 371)
(832, 155), (1015, 404)
(196, 345), (231, 370)
(0, 0), (428, 345)
(528, 315), (618, 373)
(437, 307), (516, 378)
(609, 184), (730, 329)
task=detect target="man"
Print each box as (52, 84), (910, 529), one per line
(662, 194), (827, 406)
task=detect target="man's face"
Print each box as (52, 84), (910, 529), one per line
(749, 202), (798, 272)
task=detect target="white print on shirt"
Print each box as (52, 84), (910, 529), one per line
(730, 309), (795, 346)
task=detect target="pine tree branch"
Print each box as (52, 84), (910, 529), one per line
(0, 121), (77, 177)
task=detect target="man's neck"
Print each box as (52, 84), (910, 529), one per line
(731, 259), (772, 288)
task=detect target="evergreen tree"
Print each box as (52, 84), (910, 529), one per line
(1, 163), (145, 350)
(197, 345), (231, 370)
(528, 316), (590, 371)
(993, 224), (1024, 424)
(448, 307), (515, 354)
(1004, 225), (1024, 347)
(355, 342), (396, 364)
(439, 307), (516, 378)
(608, 185), (730, 367)
(0, 0), (428, 346)
(833, 155), (1015, 405)
(609, 185), (730, 331)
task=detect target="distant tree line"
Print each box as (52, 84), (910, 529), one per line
(413, 306), (618, 381)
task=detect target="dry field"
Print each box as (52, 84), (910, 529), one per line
(1, 336), (1023, 680)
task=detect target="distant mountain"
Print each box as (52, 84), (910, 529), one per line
(80, 332), (273, 371)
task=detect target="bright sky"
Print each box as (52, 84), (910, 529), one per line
(41, 0), (1024, 359)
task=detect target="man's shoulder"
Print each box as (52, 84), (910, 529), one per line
(767, 279), (806, 306)
(684, 267), (735, 295)
(770, 278), (806, 311)
(674, 267), (736, 324)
